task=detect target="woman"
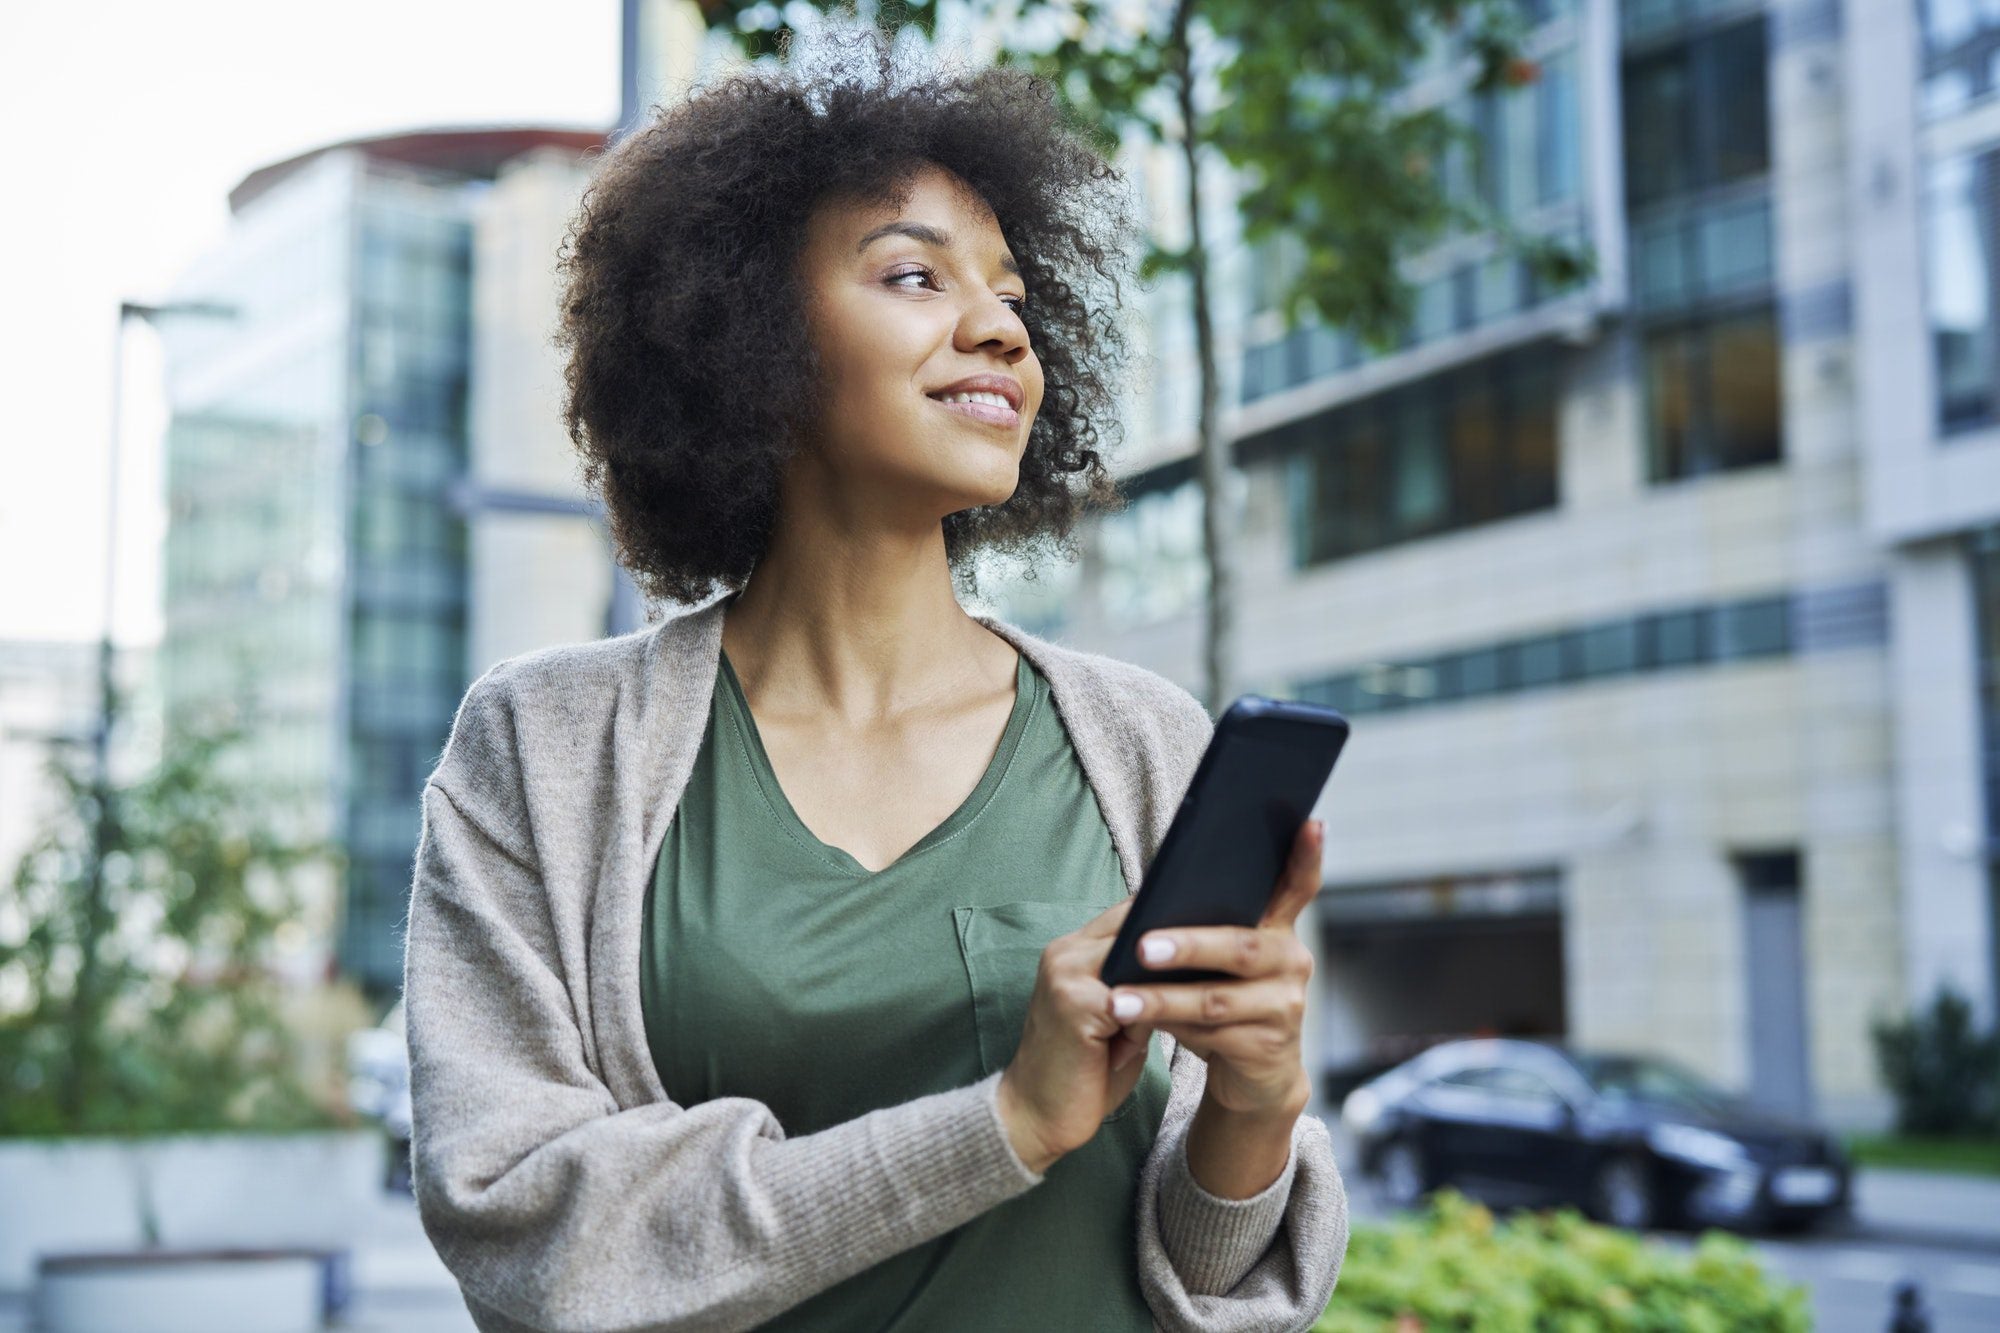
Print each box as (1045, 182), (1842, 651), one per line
(403, 30), (1347, 1333)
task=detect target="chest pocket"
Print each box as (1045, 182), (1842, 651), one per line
(954, 900), (1161, 1124)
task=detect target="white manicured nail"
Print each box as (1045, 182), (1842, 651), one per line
(1112, 993), (1143, 1021)
(1140, 936), (1176, 965)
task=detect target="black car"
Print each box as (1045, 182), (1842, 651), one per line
(1338, 1038), (1851, 1232)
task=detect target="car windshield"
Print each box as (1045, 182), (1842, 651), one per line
(1577, 1054), (1734, 1113)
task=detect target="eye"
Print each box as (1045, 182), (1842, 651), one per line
(886, 265), (940, 291)
(887, 266), (1028, 317)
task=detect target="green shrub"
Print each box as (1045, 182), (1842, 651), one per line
(1313, 1191), (1810, 1332)
(0, 707), (345, 1137)
(1870, 985), (2000, 1136)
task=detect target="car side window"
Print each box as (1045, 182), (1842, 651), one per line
(1435, 1066), (1502, 1090)
(1487, 1067), (1565, 1107)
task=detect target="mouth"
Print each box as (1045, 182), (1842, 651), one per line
(927, 392), (1021, 429)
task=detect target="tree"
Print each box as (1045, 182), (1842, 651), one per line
(0, 702), (344, 1137)
(1871, 986), (2000, 1136)
(699, 0), (1591, 711)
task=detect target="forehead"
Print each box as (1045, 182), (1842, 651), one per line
(807, 165), (1012, 260)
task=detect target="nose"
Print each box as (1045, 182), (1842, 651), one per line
(956, 290), (1031, 365)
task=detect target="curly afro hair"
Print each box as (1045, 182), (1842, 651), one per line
(554, 24), (1139, 610)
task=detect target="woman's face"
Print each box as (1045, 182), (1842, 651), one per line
(793, 163), (1043, 518)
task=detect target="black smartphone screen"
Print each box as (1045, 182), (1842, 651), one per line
(1099, 695), (1349, 989)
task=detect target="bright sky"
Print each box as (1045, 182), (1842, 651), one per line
(0, 1), (620, 647)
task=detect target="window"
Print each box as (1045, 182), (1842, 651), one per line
(1973, 532), (2000, 922)
(1623, 17), (1770, 211)
(1927, 151), (2000, 432)
(1580, 621), (1641, 677)
(1652, 607), (1707, 667)
(1643, 305), (1782, 482)
(1293, 585), (1835, 719)
(1508, 360), (1561, 510)
(1713, 596), (1790, 660)
(1390, 397), (1450, 532)
(1922, 0), (2000, 116)
(1290, 351), (1562, 566)
(1537, 48), (1582, 208)
(1098, 480), (1205, 629)
(1447, 373), (1504, 525)
(1516, 633), (1571, 688)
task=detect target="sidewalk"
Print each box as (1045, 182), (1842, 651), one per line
(1845, 1166), (2000, 1252)
(339, 1189), (476, 1332)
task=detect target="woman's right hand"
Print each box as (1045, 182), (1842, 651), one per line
(994, 896), (1152, 1174)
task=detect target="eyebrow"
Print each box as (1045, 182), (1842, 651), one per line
(856, 220), (1021, 276)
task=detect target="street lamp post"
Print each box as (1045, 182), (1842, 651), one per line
(62, 298), (237, 1124)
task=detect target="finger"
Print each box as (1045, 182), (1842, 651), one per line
(1109, 976), (1302, 1029)
(1260, 819), (1324, 929)
(1133, 924), (1308, 979)
(1109, 1025), (1152, 1071)
(1145, 1021), (1298, 1078)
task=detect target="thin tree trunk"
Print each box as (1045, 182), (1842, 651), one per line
(1170, 0), (1234, 716)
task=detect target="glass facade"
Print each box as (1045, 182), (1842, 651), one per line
(1920, 0), (2000, 117)
(1096, 481), (1206, 630)
(160, 416), (340, 839)
(1291, 583), (1887, 719)
(341, 183), (475, 992)
(1238, 7), (1586, 406)
(1926, 150), (2000, 432)
(1622, 10), (1782, 483)
(162, 150), (486, 1000)
(1641, 304), (1782, 480)
(159, 159), (353, 861)
(1975, 529), (2000, 1006)
(1280, 350), (1560, 567)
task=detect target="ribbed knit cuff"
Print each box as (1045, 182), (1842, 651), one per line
(1156, 1116), (1297, 1296)
(973, 1068), (1048, 1187)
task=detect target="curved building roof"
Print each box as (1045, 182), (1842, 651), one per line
(229, 124), (609, 214)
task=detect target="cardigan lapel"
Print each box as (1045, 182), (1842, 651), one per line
(593, 593), (1174, 1110)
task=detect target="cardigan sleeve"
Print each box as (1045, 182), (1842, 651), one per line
(403, 776), (1049, 1333)
(1135, 1035), (1350, 1329)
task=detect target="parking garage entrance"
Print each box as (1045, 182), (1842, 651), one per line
(1314, 868), (1567, 1101)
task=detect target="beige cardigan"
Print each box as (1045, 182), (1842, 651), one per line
(403, 591), (1348, 1332)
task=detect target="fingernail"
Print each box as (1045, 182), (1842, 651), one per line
(1112, 1046), (1137, 1071)
(1139, 935), (1176, 965)
(1112, 992), (1143, 1021)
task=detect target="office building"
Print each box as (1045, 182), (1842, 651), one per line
(981, 0), (1983, 1130)
(158, 127), (606, 998)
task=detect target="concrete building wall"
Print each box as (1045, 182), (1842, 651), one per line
(985, 0), (1944, 1129)
(467, 147), (615, 677)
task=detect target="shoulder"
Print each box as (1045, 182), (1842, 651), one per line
(1077, 648), (1213, 746)
(995, 619), (1214, 760)
(428, 619), (667, 796)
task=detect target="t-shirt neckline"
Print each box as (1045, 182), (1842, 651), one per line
(716, 646), (1037, 878)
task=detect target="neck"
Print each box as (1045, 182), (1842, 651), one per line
(718, 509), (1005, 727)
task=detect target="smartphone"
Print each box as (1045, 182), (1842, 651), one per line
(1099, 694), (1350, 989)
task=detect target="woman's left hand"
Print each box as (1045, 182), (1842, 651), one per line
(1106, 819), (1323, 1117)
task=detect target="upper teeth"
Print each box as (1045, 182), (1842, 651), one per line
(938, 390), (1011, 409)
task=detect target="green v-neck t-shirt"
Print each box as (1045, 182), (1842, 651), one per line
(639, 645), (1174, 1331)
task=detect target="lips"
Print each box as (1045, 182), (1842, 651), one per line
(930, 395), (1020, 428)
(926, 374), (1024, 413)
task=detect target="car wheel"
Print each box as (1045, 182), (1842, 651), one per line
(1378, 1138), (1430, 1211)
(1590, 1155), (1656, 1231)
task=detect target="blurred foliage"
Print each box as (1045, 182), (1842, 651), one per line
(710, 0), (1594, 350)
(0, 704), (345, 1137)
(1870, 985), (2000, 1137)
(1313, 1190), (1811, 1332)
(1843, 1132), (2000, 1178)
